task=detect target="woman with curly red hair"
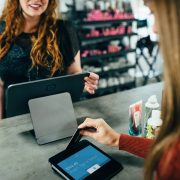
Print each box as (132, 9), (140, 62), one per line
(0, 0), (99, 118)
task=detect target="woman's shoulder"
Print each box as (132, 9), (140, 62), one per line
(0, 21), (6, 33)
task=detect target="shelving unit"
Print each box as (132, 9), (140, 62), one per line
(77, 19), (137, 26)
(81, 49), (136, 63)
(73, 10), (138, 98)
(79, 33), (137, 42)
(96, 63), (135, 75)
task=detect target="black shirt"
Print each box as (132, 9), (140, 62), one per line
(0, 20), (80, 88)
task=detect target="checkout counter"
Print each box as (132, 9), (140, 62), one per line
(0, 82), (162, 180)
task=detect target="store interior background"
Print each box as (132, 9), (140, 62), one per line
(0, 0), (163, 99)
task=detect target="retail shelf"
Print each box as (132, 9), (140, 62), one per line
(79, 33), (138, 42)
(96, 81), (135, 94)
(71, 2), (138, 100)
(119, 81), (136, 89)
(82, 81), (136, 98)
(97, 85), (119, 93)
(97, 64), (136, 76)
(81, 49), (136, 63)
(77, 19), (137, 26)
(75, 9), (137, 99)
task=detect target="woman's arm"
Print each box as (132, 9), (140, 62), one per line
(79, 118), (154, 158)
(67, 51), (82, 74)
(67, 51), (99, 94)
(119, 134), (153, 158)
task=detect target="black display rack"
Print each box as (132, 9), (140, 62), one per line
(81, 49), (136, 63)
(73, 10), (138, 98)
(77, 19), (138, 26)
(79, 33), (137, 42)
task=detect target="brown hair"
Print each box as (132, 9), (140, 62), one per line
(144, 0), (180, 179)
(0, 0), (63, 76)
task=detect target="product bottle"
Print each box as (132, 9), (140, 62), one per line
(144, 95), (159, 137)
(129, 101), (142, 136)
(146, 110), (162, 139)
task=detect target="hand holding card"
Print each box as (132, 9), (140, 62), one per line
(66, 127), (97, 150)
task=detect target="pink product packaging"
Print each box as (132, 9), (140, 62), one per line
(85, 9), (134, 22)
(129, 101), (143, 136)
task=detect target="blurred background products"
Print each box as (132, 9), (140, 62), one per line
(144, 95), (159, 137)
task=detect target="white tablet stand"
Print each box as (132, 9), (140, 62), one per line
(28, 92), (77, 145)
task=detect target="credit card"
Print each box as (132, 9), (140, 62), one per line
(66, 127), (96, 150)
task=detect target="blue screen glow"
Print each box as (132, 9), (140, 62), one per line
(58, 145), (110, 180)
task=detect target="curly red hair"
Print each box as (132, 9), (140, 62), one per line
(0, 0), (63, 76)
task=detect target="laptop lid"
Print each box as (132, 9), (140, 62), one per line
(6, 72), (89, 118)
(28, 92), (77, 145)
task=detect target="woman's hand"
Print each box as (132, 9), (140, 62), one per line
(84, 72), (99, 94)
(78, 118), (120, 147)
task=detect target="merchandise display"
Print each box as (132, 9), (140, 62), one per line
(69, 0), (138, 98)
(84, 25), (127, 38)
(76, 13), (137, 97)
(64, 0), (162, 98)
(81, 41), (124, 58)
(84, 9), (134, 22)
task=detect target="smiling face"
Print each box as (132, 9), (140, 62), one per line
(19, 0), (49, 18)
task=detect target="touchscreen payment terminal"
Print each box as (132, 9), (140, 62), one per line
(49, 129), (123, 180)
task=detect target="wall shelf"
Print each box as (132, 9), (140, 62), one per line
(76, 19), (137, 27)
(79, 33), (138, 42)
(74, 10), (137, 98)
(81, 49), (136, 63)
(97, 64), (136, 76)
(82, 81), (136, 99)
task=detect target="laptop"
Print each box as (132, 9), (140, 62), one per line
(5, 72), (89, 118)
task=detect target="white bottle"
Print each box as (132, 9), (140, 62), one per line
(146, 110), (162, 139)
(144, 95), (160, 137)
(85, 0), (95, 10)
(96, 0), (105, 10)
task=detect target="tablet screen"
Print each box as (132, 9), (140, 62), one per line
(57, 145), (110, 180)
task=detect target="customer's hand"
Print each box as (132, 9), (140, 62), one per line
(84, 72), (99, 94)
(78, 118), (120, 147)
